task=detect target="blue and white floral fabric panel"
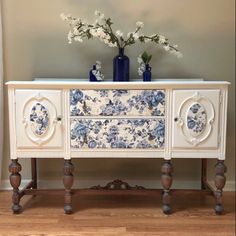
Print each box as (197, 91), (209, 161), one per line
(30, 103), (49, 136)
(70, 89), (165, 116)
(71, 118), (165, 149)
(187, 103), (207, 137)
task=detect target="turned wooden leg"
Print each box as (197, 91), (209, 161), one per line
(214, 160), (227, 215)
(63, 159), (74, 214)
(161, 160), (173, 214)
(9, 159), (22, 214)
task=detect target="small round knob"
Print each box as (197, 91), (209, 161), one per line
(174, 117), (179, 122)
(57, 116), (62, 122)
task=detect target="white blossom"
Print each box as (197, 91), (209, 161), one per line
(163, 45), (170, 51)
(137, 55), (143, 64)
(133, 33), (139, 41)
(103, 39), (109, 44)
(60, 13), (67, 21)
(99, 29), (106, 36)
(90, 28), (97, 37)
(138, 67), (145, 76)
(68, 31), (74, 37)
(71, 19), (81, 27)
(137, 54), (146, 76)
(105, 34), (111, 40)
(127, 32), (131, 38)
(93, 19), (99, 25)
(67, 30), (74, 43)
(73, 27), (79, 35)
(140, 63), (145, 70)
(95, 10), (101, 16)
(159, 35), (166, 44)
(176, 52), (183, 58)
(116, 30), (123, 37)
(108, 42), (117, 47)
(74, 36), (83, 42)
(60, 13), (71, 21)
(136, 21), (144, 28)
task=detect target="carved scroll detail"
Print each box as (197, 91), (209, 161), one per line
(91, 179), (145, 190)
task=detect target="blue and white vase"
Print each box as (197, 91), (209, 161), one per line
(89, 65), (97, 82)
(143, 64), (152, 82)
(113, 47), (129, 82)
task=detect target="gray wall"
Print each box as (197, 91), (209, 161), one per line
(1, 0), (235, 189)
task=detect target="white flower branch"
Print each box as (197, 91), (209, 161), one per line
(61, 11), (183, 57)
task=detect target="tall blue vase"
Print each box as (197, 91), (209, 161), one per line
(113, 47), (129, 82)
(143, 64), (152, 82)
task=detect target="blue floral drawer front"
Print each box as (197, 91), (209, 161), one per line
(70, 89), (165, 116)
(71, 118), (165, 149)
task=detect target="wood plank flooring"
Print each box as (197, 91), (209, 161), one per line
(0, 190), (235, 236)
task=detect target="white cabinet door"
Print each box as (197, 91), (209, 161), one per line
(172, 90), (220, 149)
(15, 90), (63, 149)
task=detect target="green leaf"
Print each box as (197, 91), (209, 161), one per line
(141, 51), (148, 63)
(141, 51), (152, 64)
(147, 55), (152, 63)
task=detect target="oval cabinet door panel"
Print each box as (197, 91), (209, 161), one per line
(172, 90), (220, 149)
(15, 90), (63, 148)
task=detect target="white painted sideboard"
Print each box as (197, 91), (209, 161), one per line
(6, 79), (229, 214)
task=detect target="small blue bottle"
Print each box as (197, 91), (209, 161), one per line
(89, 65), (97, 82)
(143, 64), (152, 82)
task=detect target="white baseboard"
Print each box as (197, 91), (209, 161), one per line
(0, 178), (235, 191)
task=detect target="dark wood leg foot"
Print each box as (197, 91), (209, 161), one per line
(161, 160), (173, 215)
(63, 159), (74, 214)
(214, 160), (226, 215)
(9, 159), (22, 214)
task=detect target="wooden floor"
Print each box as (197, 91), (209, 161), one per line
(0, 190), (235, 236)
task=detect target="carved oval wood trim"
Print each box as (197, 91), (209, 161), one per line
(176, 92), (215, 146)
(22, 92), (60, 146)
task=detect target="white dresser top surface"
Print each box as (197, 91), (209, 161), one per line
(6, 78), (230, 89)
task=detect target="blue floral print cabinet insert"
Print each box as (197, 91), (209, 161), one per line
(70, 89), (166, 149)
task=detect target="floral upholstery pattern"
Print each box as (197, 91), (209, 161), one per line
(70, 118), (165, 149)
(187, 103), (207, 136)
(70, 89), (165, 116)
(30, 103), (49, 136)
